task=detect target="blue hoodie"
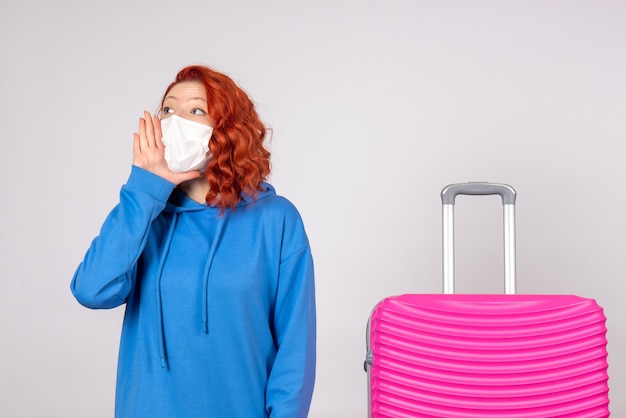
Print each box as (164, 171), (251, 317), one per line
(71, 166), (316, 418)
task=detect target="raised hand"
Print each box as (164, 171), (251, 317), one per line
(132, 111), (201, 185)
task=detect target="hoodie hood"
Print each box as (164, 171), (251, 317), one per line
(155, 181), (276, 368)
(163, 181), (277, 213)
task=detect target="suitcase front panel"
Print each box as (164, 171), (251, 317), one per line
(368, 294), (609, 418)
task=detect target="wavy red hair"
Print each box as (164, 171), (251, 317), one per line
(161, 65), (271, 210)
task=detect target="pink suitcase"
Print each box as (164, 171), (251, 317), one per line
(364, 183), (609, 417)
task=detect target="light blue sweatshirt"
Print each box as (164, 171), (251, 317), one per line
(71, 166), (316, 418)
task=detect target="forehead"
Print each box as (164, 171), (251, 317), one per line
(165, 81), (207, 101)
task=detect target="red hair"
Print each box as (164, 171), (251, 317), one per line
(161, 65), (271, 210)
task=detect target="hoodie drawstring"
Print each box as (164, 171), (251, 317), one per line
(155, 212), (179, 369)
(201, 214), (227, 334)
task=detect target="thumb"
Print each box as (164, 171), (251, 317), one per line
(172, 170), (202, 184)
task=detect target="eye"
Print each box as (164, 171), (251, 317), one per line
(192, 108), (207, 115)
(162, 106), (174, 114)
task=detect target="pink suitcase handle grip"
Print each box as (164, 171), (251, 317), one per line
(441, 182), (516, 205)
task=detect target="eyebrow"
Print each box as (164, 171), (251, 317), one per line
(164, 95), (207, 102)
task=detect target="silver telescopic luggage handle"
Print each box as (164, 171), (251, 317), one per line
(441, 182), (517, 295)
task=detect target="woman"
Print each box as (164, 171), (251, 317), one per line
(71, 65), (316, 418)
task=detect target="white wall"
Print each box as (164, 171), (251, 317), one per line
(1, 0), (625, 416)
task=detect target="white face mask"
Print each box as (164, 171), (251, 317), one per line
(160, 115), (213, 173)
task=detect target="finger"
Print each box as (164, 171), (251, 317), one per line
(138, 116), (147, 150)
(133, 133), (143, 165)
(144, 111), (155, 147)
(133, 132), (141, 154)
(153, 114), (163, 149)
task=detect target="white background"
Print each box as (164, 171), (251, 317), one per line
(1, 1), (625, 416)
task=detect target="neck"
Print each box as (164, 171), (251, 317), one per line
(178, 177), (210, 204)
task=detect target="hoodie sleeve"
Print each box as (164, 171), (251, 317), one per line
(265, 210), (316, 418)
(70, 166), (176, 309)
